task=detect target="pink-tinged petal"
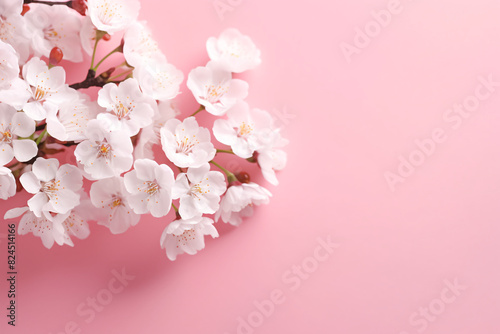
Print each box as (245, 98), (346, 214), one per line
(47, 66), (66, 88)
(108, 207), (139, 234)
(97, 82), (118, 110)
(123, 170), (141, 194)
(172, 174), (189, 199)
(251, 108), (274, 129)
(23, 102), (47, 121)
(74, 140), (97, 164)
(149, 190), (171, 218)
(179, 195), (201, 220)
(64, 213), (90, 240)
(87, 159), (115, 179)
(128, 193), (149, 214)
(0, 103), (16, 123)
(46, 104), (68, 141)
(50, 189), (80, 215)
(226, 79), (249, 100)
(187, 163), (210, 183)
(27, 192), (49, 217)
(0, 168), (16, 199)
(177, 117), (200, 138)
(12, 111), (36, 137)
(155, 164), (174, 190)
(12, 139), (38, 162)
(32, 158), (59, 182)
(0, 143), (14, 165)
(232, 137), (253, 159)
(133, 159), (157, 181)
(18, 211), (38, 235)
(4, 207), (29, 220)
(0, 78), (31, 110)
(193, 193), (218, 214)
(207, 171), (227, 195)
(187, 66), (212, 93)
(111, 155), (133, 175)
(40, 232), (56, 249)
(89, 178), (114, 207)
(213, 119), (236, 146)
(20, 171), (41, 194)
(226, 101), (250, 124)
(163, 118), (181, 134)
(57, 164), (83, 192)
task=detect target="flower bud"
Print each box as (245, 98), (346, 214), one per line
(21, 4), (30, 16)
(236, 171), (251, 184)
(71, 0), (87, 16)
(49, 47), (63, 66)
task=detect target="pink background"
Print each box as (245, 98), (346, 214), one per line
(2, 0), (500, 333)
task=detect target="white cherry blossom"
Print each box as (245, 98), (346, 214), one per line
(5, 199), (92, 248)
(46, 91), (100, 142)
(123, 159), (175, 217)
(206, 28), (261, 73)
(257, 129), (288, 186)
(0, 40), (20, 90)
(123, 21), (166, 67)
(97, 78), (154, 135)
(135, 100), (178, 160)
(25, 4), (83, 62)
(0, 166), (16, 200)
(0, 12), (31, 63)
(22, 57), (69, 121)
(90, 177), (140, 234)
(80, 16), (98, 56)
(87, 0), (140, 34)
(172, 163), (226, 219)
(160, 117), (216, 168)
(187, 62), (248, 116)
(20, 157), (82, 217)
(135, 61), (184, 101)
(5, 207), (73, 249)
(0, 40), (31, 108)
(215, 182), (272, 226)
(0, 0), (22, 17)
(160, 216), (218, 261)
(74, 119), (133, 179)
(0, 104), (37, 165)
(213, 102), (273, 158)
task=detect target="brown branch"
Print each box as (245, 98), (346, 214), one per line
(69, 68), (114, 90)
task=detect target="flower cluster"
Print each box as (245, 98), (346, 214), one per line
(0, 0), (288, 260)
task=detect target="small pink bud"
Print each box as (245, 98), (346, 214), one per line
(236, 171), (251, 184)
(21, 4), (30, 16)
(71, 0), (87, 16)
(49, 47), (63, 66)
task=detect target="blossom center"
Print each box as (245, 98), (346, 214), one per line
(33, 85), (49, 101)
(189, 182), (208, 199)
(176, 229), (196, 247)
(111, 197), (123, 208)
(142, 181), (159, 196)
(237, 122), (253, 137)
(175, 136), (199, 155)
(96, 141), (113, 159)
(43, 26), (60, 42)
(202, 84), (228, 105)
(113, 102), (132, 120)
(0, 130), (12, 143)
(42, 179), (60, 199)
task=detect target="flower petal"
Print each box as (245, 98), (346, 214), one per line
(12, 139), (38, 162)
